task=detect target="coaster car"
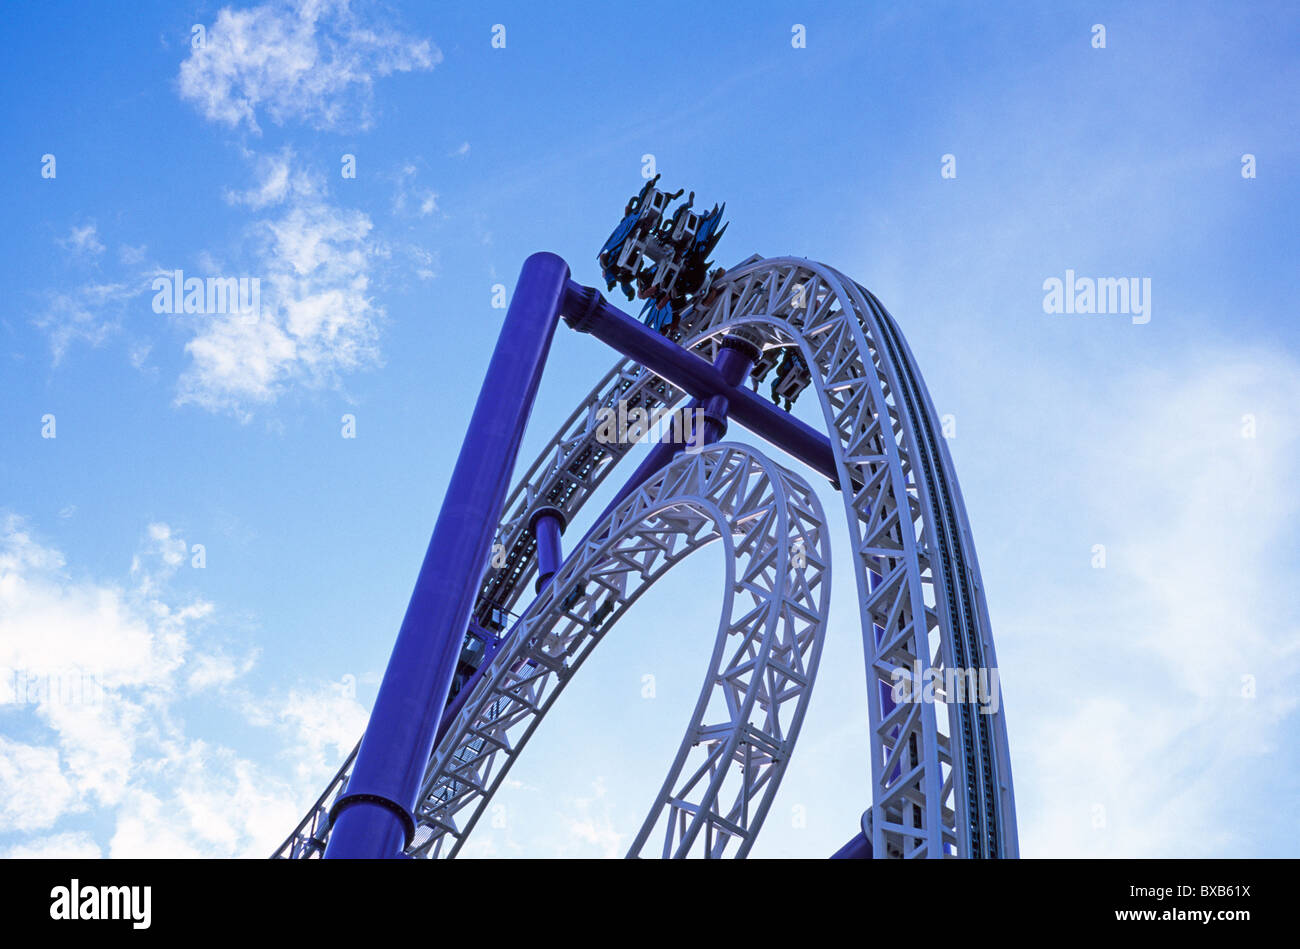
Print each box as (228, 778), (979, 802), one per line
(597, 179), (729, 335)
(770, 347), (812, 410)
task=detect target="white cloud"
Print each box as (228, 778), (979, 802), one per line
(60, 224), (104, 256)
(558, 777), (625, 858)
(33, 230), (162, 364)
(31, 156), (386, 414)
(0, 515), (364, 857)
(178, 0), (439, 133)
(1013, 350), (1300, 857)
(187, 650), (259, 694)
(391, 163), (438, 218)
(409, 246), (438, 281)
(1, 518), (179, 691)
(128, 341), (153, 370)
(107, 790), (205, 859)
(177, 155), (383, 419)
(2, 831), (102, 859)
(107, 749), (301, 858)
(1, 518), (204, 820)
(35, 282), (136, 364)
(119, 244), (148, 266)
(224, 148), (304, 210)
(0, 739), (80, 832)
(241, 683), (368, 785)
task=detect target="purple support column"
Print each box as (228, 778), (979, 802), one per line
(529, 506), (566, 592)
(696, 393), (731, 446)
(698, 339), (755, 443)
(325, 252), (569, 859)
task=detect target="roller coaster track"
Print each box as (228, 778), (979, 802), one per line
(412, 442), (830, 858)
(274, 255), (1017, 859)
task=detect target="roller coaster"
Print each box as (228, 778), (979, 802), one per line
(273, 181), (1018, 859)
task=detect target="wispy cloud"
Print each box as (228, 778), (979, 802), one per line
(33, 230), (160, 365)
(178, 0), (439, 133)
(559, 777), (625, 858)
(1, 831), (102, 859)
(35, 281), (138, 365)
(0, 739), (79, 833)
(391, 162), (438, 218)
(240, 683), (368, 785)
(59, 224), (105, 256)
(1012, 350), (1300, 856)
(223, 148), (305, 210)
(177, 152), (384, 419)
(0, 515), (367, 856)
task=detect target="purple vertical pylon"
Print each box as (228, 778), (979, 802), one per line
(530, 506), (566, 592)
(325, 252), (570, 859)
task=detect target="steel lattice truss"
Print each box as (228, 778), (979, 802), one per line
(275, 255), (1017, 860)
(407, 443), (830, 858)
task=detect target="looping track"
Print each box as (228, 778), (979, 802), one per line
(275, 255), (1017, 860)
(412, 442), (830, 858)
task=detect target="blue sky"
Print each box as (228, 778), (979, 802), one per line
(1, 0), (1298, 858)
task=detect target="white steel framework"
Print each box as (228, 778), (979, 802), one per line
(410, 443), (830, 858)
(275, 255), (1017, 860)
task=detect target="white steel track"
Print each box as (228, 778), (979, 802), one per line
(274, 255), (1017, 860)
(410, 443), (830, 858)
